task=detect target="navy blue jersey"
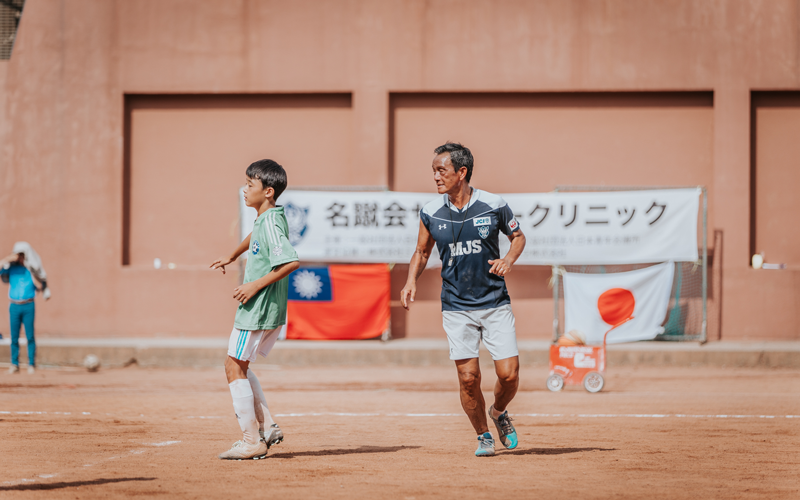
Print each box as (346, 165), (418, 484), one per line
(420, 189), (521, 312)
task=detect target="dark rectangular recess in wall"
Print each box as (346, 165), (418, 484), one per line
(388, 91), (713, 190)
(122, 93), (353, 265)
(749, 91), (800, 265)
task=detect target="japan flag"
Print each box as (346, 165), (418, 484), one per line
(563, 262), (675, 345)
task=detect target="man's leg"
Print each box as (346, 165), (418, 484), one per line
(481, 305), (520, 449)
(455, 358), (489, 435)
(22, 303), (35, 368)
(487, 356), (520, 449)
(487, 357), (520, 449)
(491, 356), (519, 416)
(9, 304), (21, 369)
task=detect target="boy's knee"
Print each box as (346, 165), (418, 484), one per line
(224, 355), (248, 382)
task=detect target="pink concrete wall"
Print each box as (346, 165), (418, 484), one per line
(126, 94), (353, 268)
(0, 0), (798, 340)
(391, 92), (715, 338)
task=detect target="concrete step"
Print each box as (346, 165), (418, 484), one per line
(1, 338), (799, 369)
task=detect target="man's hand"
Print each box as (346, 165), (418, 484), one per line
(210, 256), (235, 274)
(233, 281), (260, 304)
(1, 253), (18, 265)
(488, 258), (512, 277)
(400, 282), (417, 310)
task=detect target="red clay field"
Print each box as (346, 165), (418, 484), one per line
(1, 364), (799, 499)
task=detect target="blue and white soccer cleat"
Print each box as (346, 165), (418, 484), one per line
(489, 405), (518, 449)
(260, 424), (284, 449)
(475, 432), (496, 457)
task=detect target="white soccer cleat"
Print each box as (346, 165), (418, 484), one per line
(218, 440), (268, 460)
(27, 366), (35, 375)
(8, 365), (19, 374)
(260, 424), (284, 449)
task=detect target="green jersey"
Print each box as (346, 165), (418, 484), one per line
(234, 207), (299, 331)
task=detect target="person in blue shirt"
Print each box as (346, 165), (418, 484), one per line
(401, 142), (526, 457)
(1, 242), (49, 374)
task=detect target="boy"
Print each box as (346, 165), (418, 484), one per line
(210, 159), (300, 460)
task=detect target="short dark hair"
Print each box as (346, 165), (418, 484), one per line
(434, 142), (473, 182)
(246, 159), (287, 200)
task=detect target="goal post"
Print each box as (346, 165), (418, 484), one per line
(551, 186), (708, 343)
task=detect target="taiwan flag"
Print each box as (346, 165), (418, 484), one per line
(286, 264), (391, 340)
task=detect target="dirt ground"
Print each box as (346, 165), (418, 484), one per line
(1, 363), (799, 499)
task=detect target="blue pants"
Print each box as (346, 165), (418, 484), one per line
(9, 302), (35, 367)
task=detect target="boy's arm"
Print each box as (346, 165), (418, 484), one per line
(210, 233), (252, 274)
(232, 260), (300, 304)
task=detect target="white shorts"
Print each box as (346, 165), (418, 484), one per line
(227, 327), (282, 363)
(442, 304), (519, 361)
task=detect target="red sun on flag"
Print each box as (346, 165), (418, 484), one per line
(597, 288), (635, 327)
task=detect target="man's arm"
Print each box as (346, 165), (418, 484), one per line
(400, 220), (436, 310)
(210, 233), (252, 274)
(488, 229), (526, 277)
(232, 260), (300, 304)
(0, 253), (17, 268)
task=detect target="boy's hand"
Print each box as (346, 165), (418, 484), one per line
(210, 256), (235, 274)
(233, 282), (260, 304)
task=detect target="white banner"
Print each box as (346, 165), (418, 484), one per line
(241, 190), (441, 265)
(500, 189), (700, 265)
(563, 262), (675, 344)
(240, 188), (700, 265)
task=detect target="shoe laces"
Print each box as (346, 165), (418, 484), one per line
(230, 440), (245, 449)
(498, 414), (515, 435)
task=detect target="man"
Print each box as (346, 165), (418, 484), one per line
(1, 242), (50, 374)
(400, 142), (526, 457)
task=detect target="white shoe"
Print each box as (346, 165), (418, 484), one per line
(8, 365), (19, 374)
(218, 440), (267, 460)
(27, 366), (35, 374)
(260, 424), (284, 449)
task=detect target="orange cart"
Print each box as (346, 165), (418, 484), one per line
(546, 318), (632, 393)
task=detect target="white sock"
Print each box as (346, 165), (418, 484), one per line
(229, 378), (259, 445)
(247, 369), (275, 429)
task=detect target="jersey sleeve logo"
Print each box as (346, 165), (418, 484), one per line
(251, 240), (260, 255)
(272, 245), (283, 256)
(473, 217), (491, 226)
(508, 218), (519, 231)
